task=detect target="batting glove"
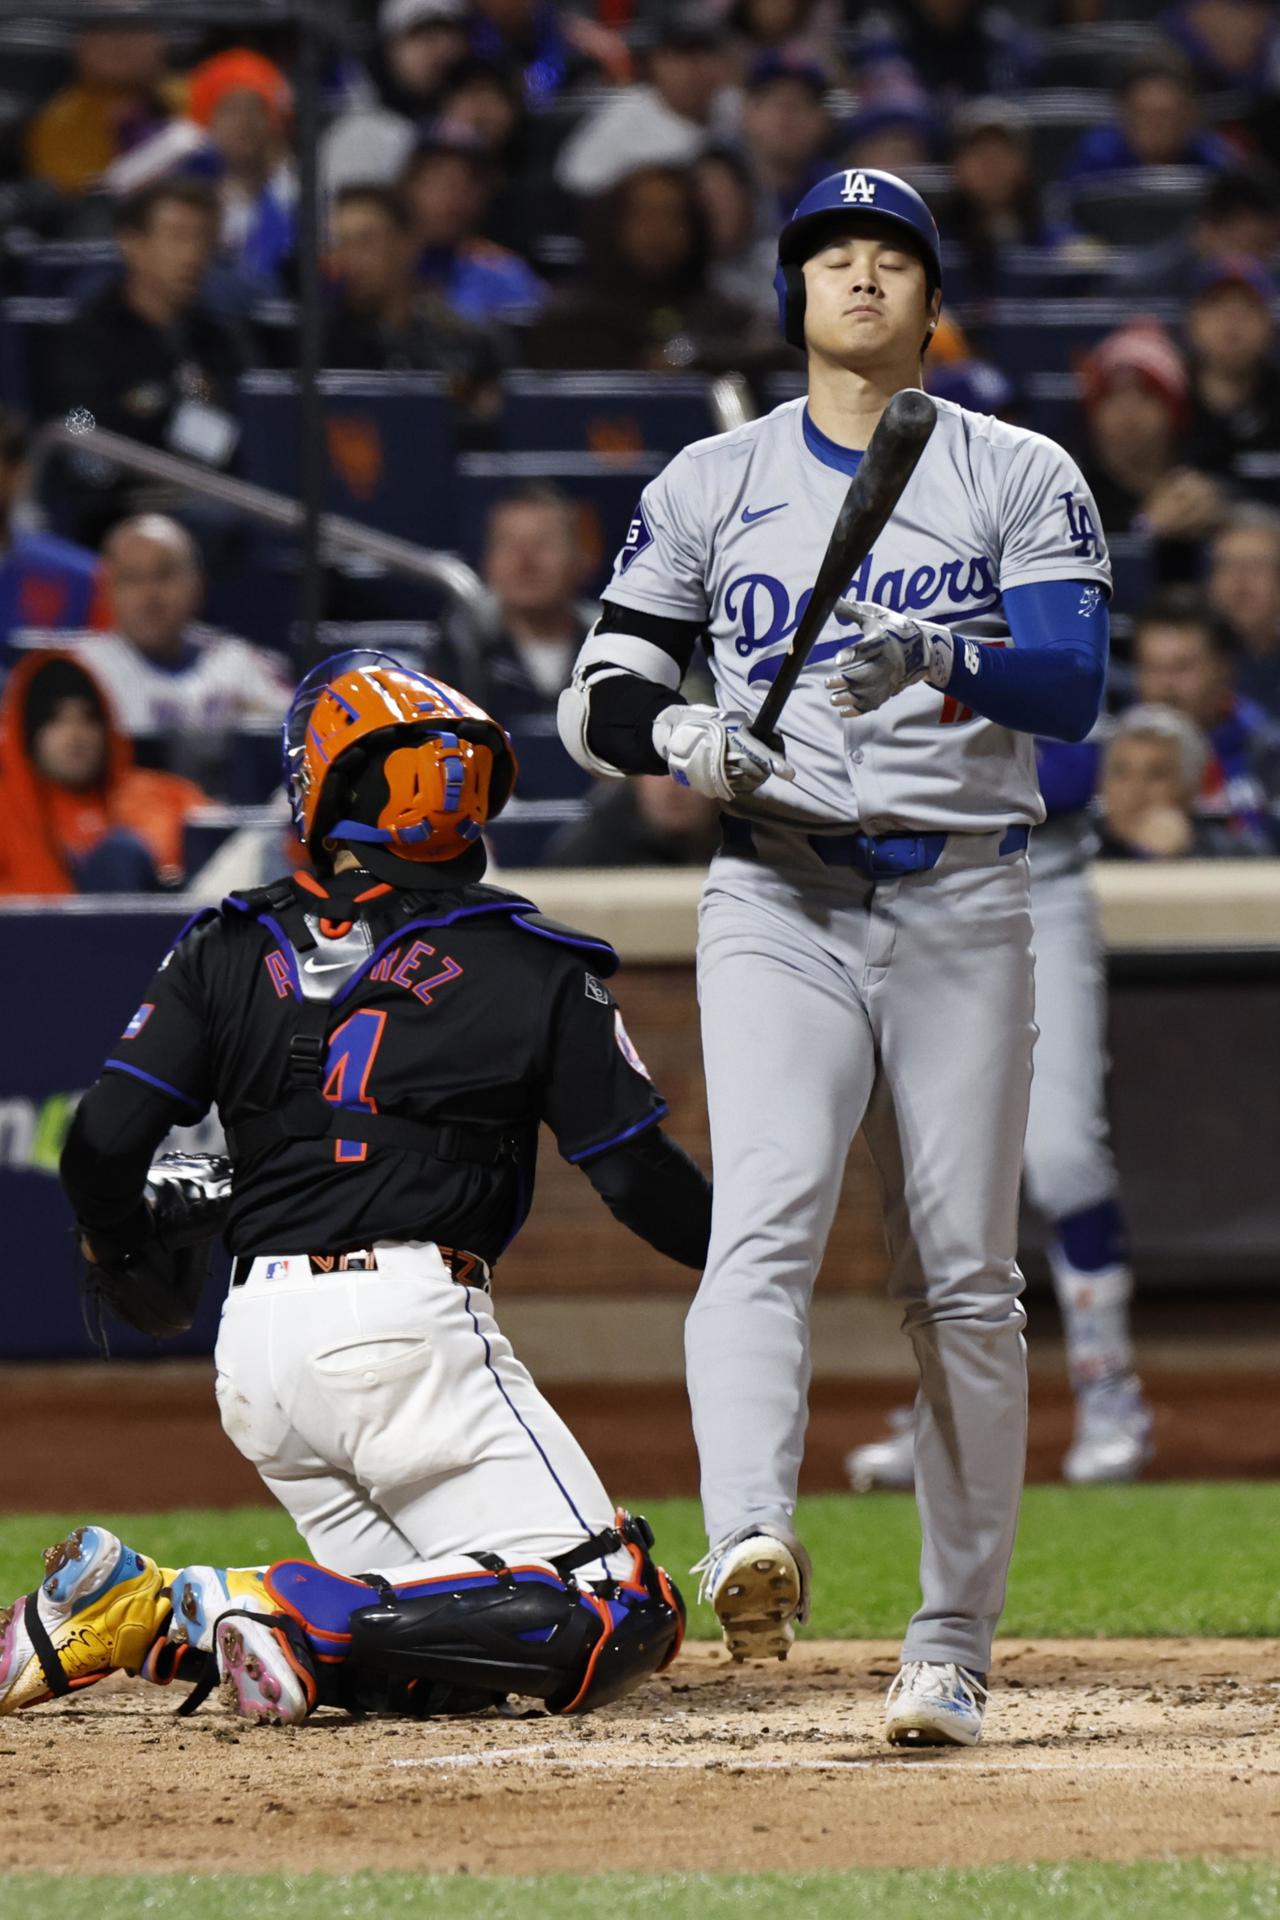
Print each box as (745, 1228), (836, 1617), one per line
(652, 704), (795, 803)
(824, 601), (955, 718)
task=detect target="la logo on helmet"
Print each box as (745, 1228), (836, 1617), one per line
(840, 171), (877, 204)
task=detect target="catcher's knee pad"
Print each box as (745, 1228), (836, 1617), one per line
(263, 1544), (684, 1718)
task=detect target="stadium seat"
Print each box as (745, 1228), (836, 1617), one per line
(1067, 168), (1210, 249)
(499, 372), (719, 458)
(454, 451), (663, 598)
(1022, 89), (1115, 186)
(0, 295), (72, 416)
(1036, 29), (1155, 90)
(1107, 532), (1154, 617)
(972, 297), (1181, 381)
(5, 237), (117, 299)
(237, 371), (458, 549)
(503, 712), (592, 803)
(486, 795), (587, 868)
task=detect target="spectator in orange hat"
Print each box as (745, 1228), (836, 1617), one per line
(0, 653), (206, 897)
(181, 49), (297, 289)
(23, 15), (176, 198)
(1079, 320), (1225, 576)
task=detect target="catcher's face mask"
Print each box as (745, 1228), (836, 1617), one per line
(283, 651), (518, 868)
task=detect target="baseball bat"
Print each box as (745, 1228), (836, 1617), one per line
(753, 387), (938, 747)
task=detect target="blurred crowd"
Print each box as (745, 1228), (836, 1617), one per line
(0, 0), (1279, 893)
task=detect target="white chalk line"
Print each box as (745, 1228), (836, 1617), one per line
(391, 1745), (1260, 1778)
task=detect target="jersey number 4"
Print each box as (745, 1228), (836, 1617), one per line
(323, 1008), (386, 1164)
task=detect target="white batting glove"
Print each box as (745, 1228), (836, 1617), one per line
(652, 703), (795, 803)
(824, 601), (955, 718)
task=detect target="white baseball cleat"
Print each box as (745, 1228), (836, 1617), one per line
(1063, 1376), (1154, 1485)
(215, 1611), (317, 1726)
(885, 1661), (988, 1747)
(844, 1406), (916, 1493)
(695, 1532), (806, 1662)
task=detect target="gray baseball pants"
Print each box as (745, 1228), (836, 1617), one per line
(686, 825), (1036, 1674)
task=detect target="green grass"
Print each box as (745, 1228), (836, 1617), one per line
(4, 1865), (1280, 1920)
(4, 1483), (1279, 1638)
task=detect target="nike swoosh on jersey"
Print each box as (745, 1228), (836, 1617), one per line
(303, 956), (357, 973)
(741, 502), (788, 524)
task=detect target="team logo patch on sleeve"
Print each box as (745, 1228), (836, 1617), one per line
(616, 501), (654, 574)
(614, 1010), (652, 1080)
(584, 972), (611, 1005)
(122, 1003), (154, 1040)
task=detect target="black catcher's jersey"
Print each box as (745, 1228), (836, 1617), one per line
(101, 869), (666, 1264)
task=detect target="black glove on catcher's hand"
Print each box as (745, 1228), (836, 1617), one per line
(77, 1153), (233, 1343)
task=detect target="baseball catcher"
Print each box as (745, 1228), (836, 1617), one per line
(5, 652), (708, 1725)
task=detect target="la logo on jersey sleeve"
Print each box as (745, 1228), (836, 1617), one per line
(1059, 490), (1100, 559)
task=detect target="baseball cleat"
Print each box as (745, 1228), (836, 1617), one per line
(1063, 1375), (1154, 1485)
(215, 1610), (318, 1726)
(844, 1406), (916, 1493)
(885, 1661), (988, 1747)
(0, 1525), (173, 1713)
(168, 1563), (270, 1653)
(696, 1532), (806, 1662)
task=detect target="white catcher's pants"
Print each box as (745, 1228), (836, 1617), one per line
(214, 1243), (627, 1581)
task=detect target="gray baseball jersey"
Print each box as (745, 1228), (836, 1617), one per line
(603, 394), (1111, 833)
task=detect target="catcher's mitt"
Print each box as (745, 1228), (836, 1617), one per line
(78, 1153), (233, 1343)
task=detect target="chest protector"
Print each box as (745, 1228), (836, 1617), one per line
(214, 873), (619, 1172)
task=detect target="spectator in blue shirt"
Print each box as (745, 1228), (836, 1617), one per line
(400, 118), (549, 325)
(1059, 51), (1237, 185)
(1158, 0), (1280, 96)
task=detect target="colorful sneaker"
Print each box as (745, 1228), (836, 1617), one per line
(215, 1610), (318, 1726)
(693, 1530), (808, 1663)
(168, 1564), (270, 1654)
(844, 1406), (916, 1493)
(1063, 1376), (1154, 1485)
(885, 1661), (988, 1747)
(0, 1526), (172, 1713)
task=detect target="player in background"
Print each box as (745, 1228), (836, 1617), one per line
(3, 655), (700, 1726)
(848, 735), (1152, 1489)
(848, 364), (1151, 1491)
(558, 169), (1112, 1746)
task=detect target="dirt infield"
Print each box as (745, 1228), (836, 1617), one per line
(4, 1366), (1280, 1512)
(2, 1640), (1277, 1875)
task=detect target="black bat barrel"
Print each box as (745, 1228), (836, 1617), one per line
(753, 389), (938, 745)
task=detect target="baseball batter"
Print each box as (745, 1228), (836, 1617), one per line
(558, 168), (1112, 1746)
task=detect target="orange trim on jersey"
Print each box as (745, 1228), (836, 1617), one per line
(354, 882), (393, 902)
(293, 870), (328, 897)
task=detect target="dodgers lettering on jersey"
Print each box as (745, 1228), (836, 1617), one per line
(604, 395), (1111, 836)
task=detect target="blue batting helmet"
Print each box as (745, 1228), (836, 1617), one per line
(774, 168), (943, 350)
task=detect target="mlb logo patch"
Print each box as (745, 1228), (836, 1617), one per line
(123, 1003), (154, 1040)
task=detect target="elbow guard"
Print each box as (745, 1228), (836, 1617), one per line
(557, 621), (685, 779)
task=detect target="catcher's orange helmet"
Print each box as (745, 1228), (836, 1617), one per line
(284, 651), (517, 868)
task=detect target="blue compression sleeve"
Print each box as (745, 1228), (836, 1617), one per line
(1035, 736), (1100, 815)
(941, 579), (1109, 743)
